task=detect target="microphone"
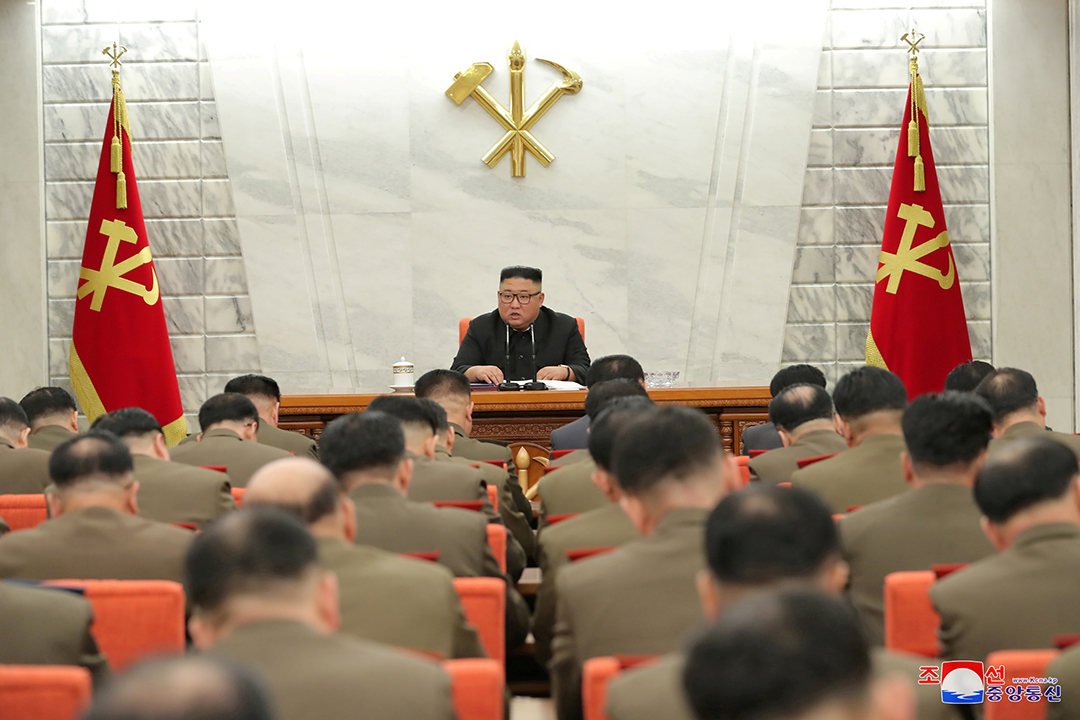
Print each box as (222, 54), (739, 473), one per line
(524, 323), (547, 391)
(497, 322), (522, 392)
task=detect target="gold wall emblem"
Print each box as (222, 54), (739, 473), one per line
(78, 219), (160, 310)
(446, 41), (582, 177)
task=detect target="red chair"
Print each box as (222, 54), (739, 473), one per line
(545, 513), (580, 527)
(201, 465), (228, 473)
(231, 487), (245, 507)
(883, 571), (939, 658)
(460, 317), (585, 344)
(443, 658), (504, 720)
(434, 500), (485, 512)
(0, 665), (92, 720)
(486, 524), (506, 574)
(748, 449), (768, 458)
(567, 546), (616, 563)
(481, 460), (507, 470)
(0, 494), (49, 531)
(486, 484), (498, 512)
(582, 655), (658, 720)
(984, 649), (1060, 720)
(550, 449), (577, 461)
(453, 578), (506, 667)
(43, 579), (186, 672)
(796, 453), (838, 469)
(735, 456), (751, 486)
(403, 551), (441, 562)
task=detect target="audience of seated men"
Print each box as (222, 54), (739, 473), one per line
(931, 435), (1080, 661)
(0, 396), (52, 492)
(549, 354), (646, 452)
(188, 508), (456, 720)
(747, 383), (847, 485)
(92, 407), (235, 528)
(223, 374), (319, 458)
(20, 386), (80, 451)
(414, 368), (513, 464)
(741, 364), (828, 455)
(169, 393), (292, 488)
(533, 397), (648, 664)
(318, 410), (532, 649)
(975, 367), (1080, 456)
(1048, 643), (1080, 720)
(0, 432), (192, 582)
(944, 360), (995, 393)
(549, 405), (741, 720)
(840, 392), (995, 645)
(790, 366), (909, 512)
(243, 457), (485, 659)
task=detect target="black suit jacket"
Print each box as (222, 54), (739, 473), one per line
(452, 307), (590, 382)
(740, 422), (783, 455)
(550, 416), (590, 452)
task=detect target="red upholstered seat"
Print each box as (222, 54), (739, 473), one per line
(984, 649), (1060, 720)
(453, 578), (506, 667)
(0, 494), (48, 531)
(735, 456), (751, 486)
(796, 453), (838, 469)
(459, 317), (585, 344)
(883, 571), (940, 658)
(582, 655), (658, 720)
(486, 524), (506, 574)
(0, 665), (92, 720)
(443, 658), (504, 720)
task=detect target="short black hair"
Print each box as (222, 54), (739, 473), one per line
(683, 590), (871, 720)
(319, 411), (406, 480)
(768, 384), (834, 433)
(585, 355), (645, 388)
(246, 477), (341, 526)
(832, 366), (907, 419)
(945, 361), (996, 393)
(705, 485), (839, 584)
(769, 365), (827, 397)
(19, 386), (77, 424)
(974, 436), (1079, 523)
(414, 369), (471, 401)
(611, 406), (721, 495)
(902, 392), (993, 467)
(91, 407), (163, 439)
(223, 375), (282, 403)
(186, 507), (318, 614)
(588, 396), (658, 471)
(974, 368), (1040, 423)
(198, 393), (259, 431)
(500, 266), (542, 284)
(367, 395), (438, 435)
(584, 378), (651, 420)
(0, 397), (30, 434)
(417, 398), (450, 432)
(49, 430), (134, 489)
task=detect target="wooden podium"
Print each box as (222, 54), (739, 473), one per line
(279, 386), (771, 454)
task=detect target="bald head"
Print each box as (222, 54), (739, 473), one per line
(768, 384), (834, 436)
(245, 458), (341, 526)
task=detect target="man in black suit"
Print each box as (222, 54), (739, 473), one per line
(452, 266), (590, 384)
(550, 355), (646, 452)
(741, 365), (827, 455)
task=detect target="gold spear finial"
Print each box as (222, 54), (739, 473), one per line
(103, 42), (127, 71)
(901, 28), (924, 57)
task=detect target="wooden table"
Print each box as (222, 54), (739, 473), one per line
(279, 386), (771, 454)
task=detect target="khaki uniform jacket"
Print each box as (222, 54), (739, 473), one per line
(790, 433), (909, 513)
(0, 505), (192, 582)
(931, 523), (1080, 662)
(169, 427), (292, 488)
(0, 581), (110, 687)
(26, 425), (77, 452)
(132, 454), (235, 528)
(317, 536), (484, 659)
(534, 502), (640, 665)
(988, 421), (1080, 458)
(0, 437), (52, 494)
(348, 483), (532, 648)
(208, 620), (455, 720)
(256, 417), (319, 458)
(450, 423), (512, 463)
(537, 456), (606, 526)
(550, 508), (709, 720)
(1047, 644), (1080, 720)
(747, 429), (848, 485)
(840, 483), (994, 646)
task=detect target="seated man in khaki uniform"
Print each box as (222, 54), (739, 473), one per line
(549, 405), (741, 720)
(20, 386), (80, 452)
(549, 354), (647, 452)
(975, 367), (1080, 457)
(0, 431), (192, 582)
(224, 374), (319, 459)
(1048, 643), (1080, 720)
(92, 407), (235, 528)
(0, 397), (52, 493)
(748, 383), (848, 485)
(244, 457), (484, 659)
(188, 508), (456, 720)
(414, 368), (512, 464)
(741, 364), (827, 455)
(790, 367), (910, 513)
(170, 393), (292, 488)
(932, 435), (1080, 661)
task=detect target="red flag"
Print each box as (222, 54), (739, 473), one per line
(866, 57), (972, 399)
(69, 67), (187, 445)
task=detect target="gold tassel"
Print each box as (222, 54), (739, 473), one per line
(914, 155), (925, 192)
(907, 121), (918, 157)
(110, 136), (121, 173)
(116, 171), (127, 209)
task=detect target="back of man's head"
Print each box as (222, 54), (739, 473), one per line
(199, 394), (259, 433)
(49, 430), (134, 491)
(0, 397), (30, 443)
(585, 355), (645, 388)
(415, 369), (472, 404)
(19, 386), (77, 427)
(768, 384), (834, 434)
(683, 590), (872, 720)
(974, 368), (1040, 424)
(611, 406), (722, 497)
(245, 458), (341, 526)
(974, 436), (1079, 525)
(832, 367), (907, 421)
(585, 378), (651, 420)
(223, 375), (281, 403)
(589, 396), (658, 472)
(367, 395), (438, 446)
(902, 392), (992, 471)
(418, 398), (450, 434)
(945, 361), (996, 393)
(769, 365), (827, 398)
(91, 407), (163, 447)
(319, 411), (406, 486)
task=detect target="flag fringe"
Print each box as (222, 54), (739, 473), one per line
(865, 329), (889, 370)
(69, 343), (108, 424)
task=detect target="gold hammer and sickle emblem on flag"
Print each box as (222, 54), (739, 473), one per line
(77, 219), (160, 311)
(876, 203), (956, 295)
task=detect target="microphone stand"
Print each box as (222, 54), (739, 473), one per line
(497, 322), (522, 392)
(524, 323), (547, 391)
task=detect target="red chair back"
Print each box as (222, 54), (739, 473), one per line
(443, 658), (504, 720)
(402, 551), (441, 562)
(485, 484), (498, 512)
(43, 579), (186, 672)
(486, 524), (506, 574)
(796, 453), (838, 469)
(735, 455), (751, 487)
(582, 656), (658, 720)
(481, 460), (507, 469)
(748, 449), (768, 458)
(231, 487), (245, 507)
(933, 563), (968, 579)
(545, 513), (580, 527)
(883, 571), (939, 658)
(0, 665), (92, 720)
(549, 449), (576, 461)
(567, 546), (616, 563)
(453, 578), (506, 667)
(984, 650), (1060, 720)
(0, 494), (48, 531)
(460, 317), (584, 344)
(201, 465), (228, 473)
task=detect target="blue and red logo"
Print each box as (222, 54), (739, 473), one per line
(918, 662), (1061, 705)
(940, 661), (985, 704)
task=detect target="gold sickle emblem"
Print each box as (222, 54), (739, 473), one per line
(446, 41), (582, 177)
(876, 203), (956, 295)
(78, 219), (160, 311)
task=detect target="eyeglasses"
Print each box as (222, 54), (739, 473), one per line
(497, 291), (541, 305)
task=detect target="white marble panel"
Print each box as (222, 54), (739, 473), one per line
(836, 284), (874, 322)
(205, 296), (254, 334)
(199, 62), (214, 101)
(118, 23), (198, 62)
(968, 320), (990, 359)
(203, 218), (241, 255)
(145, 218), (202, 257)
(911, 8), (987, 48)
(138, 179), (201, 218)
(205, 335), (260, 373)
(830, 9), (907, 49)
(41, 25), (119, 64)
(124, 63), (200, 102)
(201, 141), (228, 178)
(813, 89), (831, 126)
(837, 323), (870, 361)
(49, 339), (70, 377)
(161, 296), (204, 334)
(202, 180), (235, 217)
(831, 49), (908, 87)
(46, 221), (87, 259)
(155, 257), (203, 295)
(171, 336), (205, 373)
(48, 299), (75, 337)
(787, 286), (836, 323)
(802, 169), (833, 206)
(41, 0), (119, 24)
(808, 130), (832, 167)
(204, 257), (247, 295)
(45, 143), (98, 182)
(835, 245), (879, 283)
(834, 127), (987, 168)
(176, 375), (207, 413)
(45, 181), (93, 221)
(832, 88), (987, 127)
(835, 206), (886, 245)
(937, 166), (989, 203)
(960, 280), (990, 321)
(45, 102), (201, 142)
(818, 50), (831, 88)
(117, 0), (196, 22)
(798, 208), (834, 245)
(792, 247), (835, 284)
(47, 260), (81, 298)
(944, 204), (989, 241)
(200, 102), (221, 139)
(834, 167), (891, 204)
(952, 242), (989, 281)
(783, 324), (836, 362)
